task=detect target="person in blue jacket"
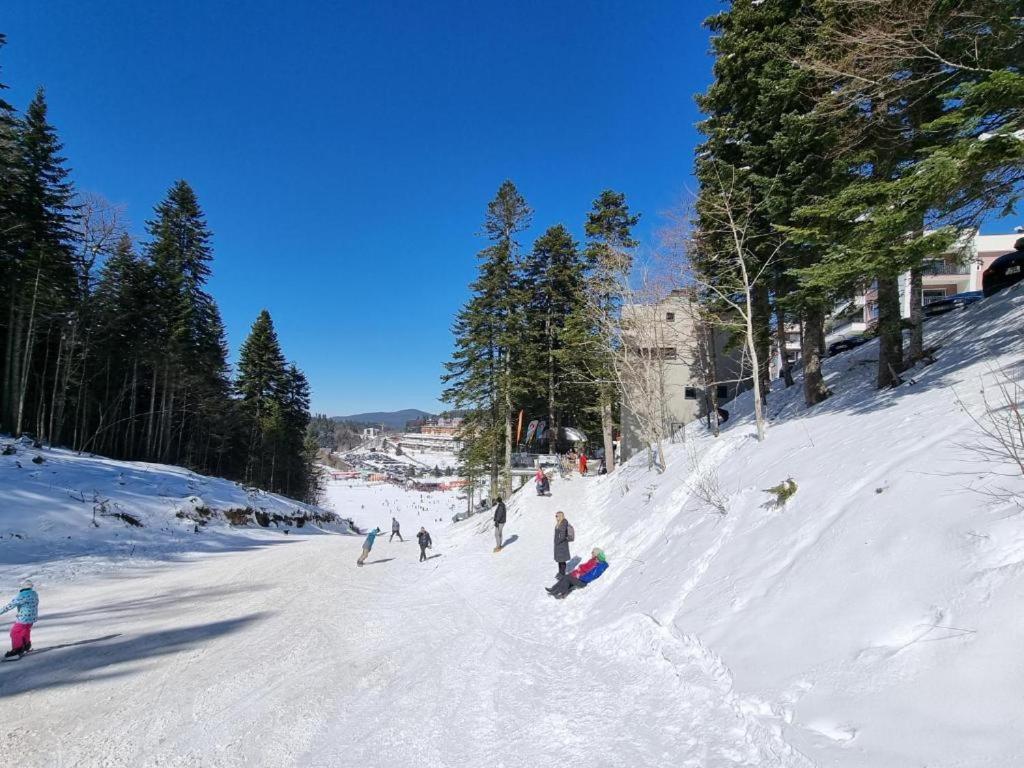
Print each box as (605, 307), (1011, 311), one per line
(357, 528), (381, 566)
(2, 580), (39, 657)
(546, 548), (608, 599)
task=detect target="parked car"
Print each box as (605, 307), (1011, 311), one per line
(828, 334), (871, 357)
(982, 240), (1024, 297)
(922, 290), (984, 318)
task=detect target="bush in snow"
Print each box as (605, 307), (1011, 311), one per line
(762, 479), (797, 510)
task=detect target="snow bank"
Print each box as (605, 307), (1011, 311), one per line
(0, 445), (354, 584)
(491, 281), (1024, 765)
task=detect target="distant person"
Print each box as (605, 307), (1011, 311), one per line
(546, 548), (608, 599)
(390, 517), (404, 542)
(493, 496), (507, 552)
(553, 511), (573, 577)
(597, 461), (607, 476)
(357, 527), (381, 566)
(417, 527), (433, 562)
(1, 580), (38, 658)
(578, 453), (588, 476)
(535, 468), (550, 496)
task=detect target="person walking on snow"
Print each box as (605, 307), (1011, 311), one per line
(390, 517), (403, 542)
(554, 511), (573, 576)
(417, 527), (432, 562)
(578, 452), (588, 476)
(546, 548), (608, 599)
(2, 580), (38, 658)
(493, 496), (507, 552)
(357, 528), (381, 566)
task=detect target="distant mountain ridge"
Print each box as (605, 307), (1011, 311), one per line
(332, 409), (434, 431)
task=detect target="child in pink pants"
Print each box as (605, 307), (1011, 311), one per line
(2, 580), (39, 658)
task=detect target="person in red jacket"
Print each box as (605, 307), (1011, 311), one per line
(546, 548), (608, 599)
(578, 453), (588, 476)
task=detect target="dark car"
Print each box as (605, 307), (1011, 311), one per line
(828, 333), (871, 357)
(922, 290), (984, 318)
(982, 240), (1024, 297)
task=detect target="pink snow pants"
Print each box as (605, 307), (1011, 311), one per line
(10, 622), (31, 651)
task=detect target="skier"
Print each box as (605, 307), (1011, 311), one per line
(578, 453), (588, 476)
(493, 496), (507, 552)
(1, 580), (38, 658)
(357, 527), (381, 566)
(390, 517), (404, 542)
(535, 468), (550, 496)
(546, 548), (608, 599)
(417, 527), (432, 562)
(553, 511), (573, 577)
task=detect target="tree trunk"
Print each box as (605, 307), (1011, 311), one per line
(600, 388), (615, 472)
(876, 274), (905, 388)
(775, 302), (795, 387)
(547, 315), (556, 456)
(16, 263), (43, 436)
(908, 266), (923, 363)
(801, 306), (830, 406)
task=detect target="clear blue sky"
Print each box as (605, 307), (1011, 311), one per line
(6, 1), (878, 416)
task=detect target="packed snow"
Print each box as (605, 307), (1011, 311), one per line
(0, 285), (1022, 766)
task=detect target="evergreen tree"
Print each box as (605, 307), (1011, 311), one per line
(583, 190), (639, 469)
(442, 181), (531, 496)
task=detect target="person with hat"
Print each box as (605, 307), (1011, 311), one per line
(546, 548), (608, 599)
(2, 579), (39, 658)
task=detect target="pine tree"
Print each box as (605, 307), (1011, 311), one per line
(4, 88), (77, 436)
(442, 181), (531, 497)
(583, 190), (639, 470)
(236, 309), (287, 488)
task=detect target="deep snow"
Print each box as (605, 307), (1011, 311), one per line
(0, 284), (1022, 767)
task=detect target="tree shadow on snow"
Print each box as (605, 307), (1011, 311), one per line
(0, 613), (266, 699)
(41, 584), (271, 631)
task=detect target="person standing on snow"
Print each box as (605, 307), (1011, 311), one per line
(417, 527), (432, 562)
(546, 548), (608, 599)
(554, 511), (573, 576)
(390, 517), (404, 542)
(578, 452), (588, 476)
(493, 496), (507, 552)
(357, 527), (381, 566)
(1, 580), (38, 658)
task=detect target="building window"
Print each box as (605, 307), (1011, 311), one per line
(666, 312), (675, 322)
(922, 288), (948, 305)
(684, 387), (697, 400)
(716, 384), (728, 399)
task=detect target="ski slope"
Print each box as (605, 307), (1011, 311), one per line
(1, 285), (1022, 766)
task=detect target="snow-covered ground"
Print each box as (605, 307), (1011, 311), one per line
(1, 284), (1022, 766)
(0, 447), (353, 586)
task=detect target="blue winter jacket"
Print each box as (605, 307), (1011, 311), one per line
(1, 588), (38, 624)
(363, 530), (378, 550)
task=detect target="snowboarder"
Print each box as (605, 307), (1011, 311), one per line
(546, 548), (608, 599)
(357, 528), (381, 566)
(493, 496), (507, 552)
(390, 517), (404, 542)
(417, 527), (432, 562)
(535, 468), (550, 496)
(1, 580), (38, 658)
(578, 453), (588, 476)
(554, 511), (573, 576)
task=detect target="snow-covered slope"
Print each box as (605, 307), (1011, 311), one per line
(1, 286), (1021, 767)
(0, 445), (353, 584)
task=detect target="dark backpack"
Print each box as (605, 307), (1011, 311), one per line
(566, 523), (575, 542)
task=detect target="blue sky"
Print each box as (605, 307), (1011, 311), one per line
(9, 2), (1012, 415)
(3, 1), (720, 414)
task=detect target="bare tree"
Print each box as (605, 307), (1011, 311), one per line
(955, 368), (1024, 504)
(688, 171), (779, 442)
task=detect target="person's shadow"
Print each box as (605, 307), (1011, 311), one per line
(425, 554), (443, 561)
(500, 534), (519, 548)
(364, 558), (395, 565)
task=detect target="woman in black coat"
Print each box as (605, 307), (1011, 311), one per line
(554, 511), (571, 577)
